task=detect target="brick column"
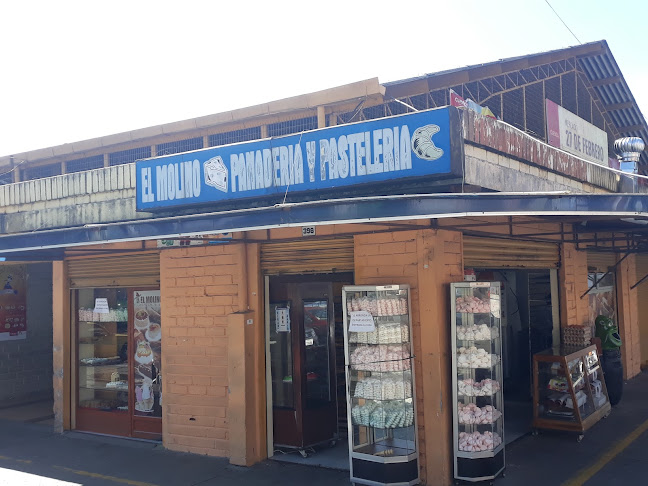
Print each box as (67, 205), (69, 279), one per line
(559, 242), (589, 327)
(354, 228), (462, 486)
(617, 254), (641, 378)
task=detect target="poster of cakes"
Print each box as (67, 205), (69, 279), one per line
(133, 290), (162, 416)
(0, 265), (27, 342)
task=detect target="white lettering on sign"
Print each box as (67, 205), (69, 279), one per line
(348, 310), (376, 333)
(302, 226), (316, 237)
(141, 167), (155, 203)
(154, 160), (202, 202)
(231, 145), (305, 193)
(138, 116), (447, 209)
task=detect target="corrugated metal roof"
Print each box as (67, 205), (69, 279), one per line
(386, 40), (648, 170)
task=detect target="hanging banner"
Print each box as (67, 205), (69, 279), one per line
(0, 265), (27, 341)
(136, 107), (459, 211)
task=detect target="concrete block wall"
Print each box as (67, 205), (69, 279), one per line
(0, 263), (53, 407)
(160, 244), (240, 457)
(354, 228), (463, 486)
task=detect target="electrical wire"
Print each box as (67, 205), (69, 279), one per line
(544, 0), (582, 45)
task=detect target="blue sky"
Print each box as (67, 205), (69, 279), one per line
(1, 0), (646, 156)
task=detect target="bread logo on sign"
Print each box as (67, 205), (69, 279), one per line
(411, 124), (444, 161)
(204, 156), (229, 193)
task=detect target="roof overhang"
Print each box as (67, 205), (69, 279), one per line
(1, 192), (648, 260)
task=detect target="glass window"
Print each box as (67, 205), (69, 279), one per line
(77, 288), (129, 412)
(269, 301), (293, 408)
(303, 299), (331, 406)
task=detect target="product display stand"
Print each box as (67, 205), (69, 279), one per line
(532, 344), (611, 440)
(343, 285), (419, 486)
(451, 282), (505, 482)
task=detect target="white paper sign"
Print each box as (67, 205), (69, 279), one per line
(93, 298), (109, 314)
(276, 307), (290, 332)
(349, 311), (376, 333)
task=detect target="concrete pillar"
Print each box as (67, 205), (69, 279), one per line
(52, 261), (70, 432)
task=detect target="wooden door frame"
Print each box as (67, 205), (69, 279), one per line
(264, 273), (353, 457)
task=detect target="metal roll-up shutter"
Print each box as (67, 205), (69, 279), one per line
(261, 238), (354, 275)
(463, 236), (560, 269)
(587, 252), (617, 272)
(67, 252), (161, 287)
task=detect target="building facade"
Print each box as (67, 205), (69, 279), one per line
(1, 40), (647, 485)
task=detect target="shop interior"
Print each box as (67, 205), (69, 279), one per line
(474, 269), (557, 444)
(264, 269), (558, 470)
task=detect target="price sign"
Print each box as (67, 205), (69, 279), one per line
(349, 311), (376, 332)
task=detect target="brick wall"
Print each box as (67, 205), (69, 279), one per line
(160, 244), (241, 456)
(559, 243), (589, 327)
(617, 255), (641, 378)
(355, 228), (463, 486)
(0, 263), (53, 407)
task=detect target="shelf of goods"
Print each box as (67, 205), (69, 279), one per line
(532, 344), (611, 436)
(451, 282), (505, 482)
(78, 319), (129, 412)
(343, 285), (419, 486)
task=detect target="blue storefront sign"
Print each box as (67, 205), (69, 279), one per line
(136, 107), (459, 211)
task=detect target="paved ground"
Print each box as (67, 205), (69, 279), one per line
(0, 371), (647, 485)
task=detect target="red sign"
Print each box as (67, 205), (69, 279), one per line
(0, 265), (27, 341)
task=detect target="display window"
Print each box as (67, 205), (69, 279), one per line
(343, 285), (419, 486)
(75, 287), (161, 439)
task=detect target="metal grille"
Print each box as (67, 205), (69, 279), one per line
(484, 95), (501, 119)
(66, 155), (104, 174)
(0, 170), (13, 185)
(267, 117), (317, 137)
(22, 164), (62, 181)
(545, 76), (561, 106)
(109, 146), (152, 166)
(577, 75), (592, 121)
(360, 104), (387, 121)
(561, 72), (577, 114)
(386, 101), (409, 117)
(592, 102), (605, 130)
(409, 94), (429, 111)
(208, 127), (262, 147)
(503, 88), (525, 131)
(156, 137), (203, 156)
(430, 89), (449, 108)
(525, 83), (545, 139)
(337, 109), (360, 124)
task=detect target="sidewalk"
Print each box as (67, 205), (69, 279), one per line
(0, 420), (347, 485)
(0, 371), (647, 485)
(498, 369), (648, 486)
